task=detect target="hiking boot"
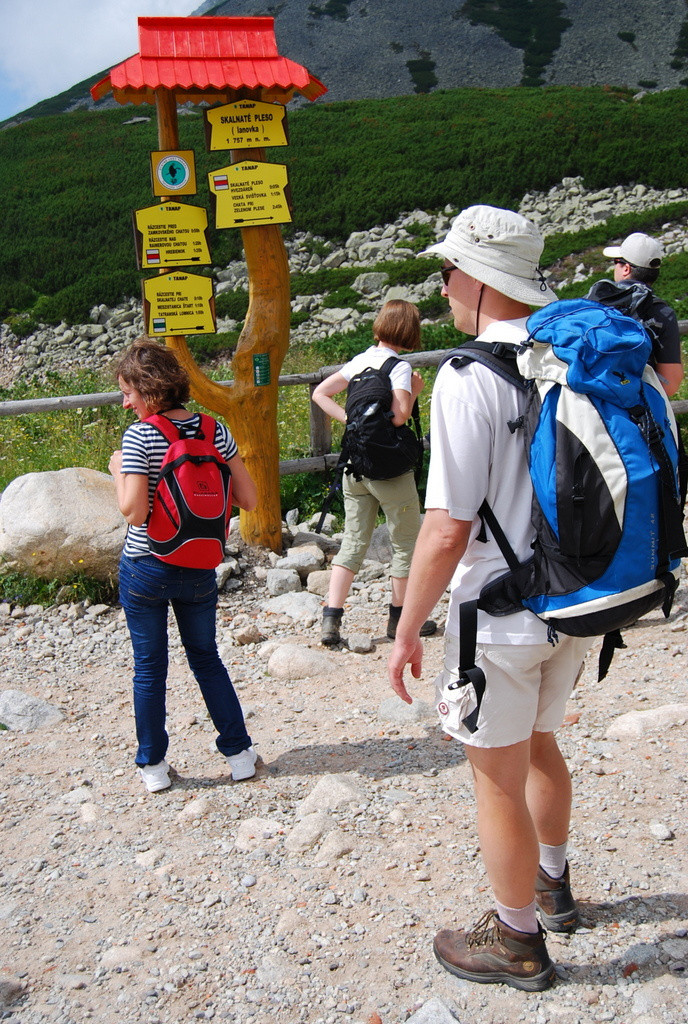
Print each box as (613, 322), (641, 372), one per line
(535, 861), (580, 933)
(226, 746), (257, 781)
(321, 606), (343, 646)
(386, 603), (437, 640)
(433, 910), (555, 992)
(139, 760), (171, 793)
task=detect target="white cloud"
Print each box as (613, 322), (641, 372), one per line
(0, 0), (199, 121)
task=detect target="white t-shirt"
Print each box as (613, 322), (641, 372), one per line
(425, 318), (548, 644)
(339, 345), (412, 392)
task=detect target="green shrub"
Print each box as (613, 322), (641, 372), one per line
(187, 330), (239, 364)
(417, 293), (448, 319)
(290, 309), (311, 328)
(5, 311), (40, 338)
(280, 470), (343, 524)
(0, 568), (118, 607)
(321, 286), (372, 313)
(32, 270), (139, 326)
(290, 267), (359, 297)
(214, 289), (249, 321)
(0, 280), (38, 319)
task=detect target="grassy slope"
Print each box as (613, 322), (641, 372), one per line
(3, 86), (688, 323)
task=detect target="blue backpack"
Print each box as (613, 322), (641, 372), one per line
(449, 299), (687, 733)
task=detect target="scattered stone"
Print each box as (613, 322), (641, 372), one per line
(378, 696), (435, 724)
(0, 690), (64, 731)
(267, 644), (339, 680)
(347, 633), (374, 653)
(297, 774), (367, 818)
(605, 703), (688, 739)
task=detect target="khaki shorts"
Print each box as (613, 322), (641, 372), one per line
(435, 632), (591, 748)
(333, 470), (420, 578)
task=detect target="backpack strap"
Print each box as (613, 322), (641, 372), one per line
(144, 412), (182, 444)
(379, 355), (402, 378)
(454, 500), (524, 735)
(144, 412), (217, 445)
(447, 341), (528, 392)
(456, 600), (486, 734)
(444, 346), (529, 734)
(314, 449), (347, 534)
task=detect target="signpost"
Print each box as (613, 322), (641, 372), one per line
(205, 100), (289, 150)
(142, 271), (216, 336)
(133, 201), (211, 268)
(208, 160), (292, 229)
(90, 16), (327, 552)
(150, 150), (197, 196)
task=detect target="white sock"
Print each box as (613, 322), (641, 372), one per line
(495, 898), (538, 934)
(539, 841), (568, 880)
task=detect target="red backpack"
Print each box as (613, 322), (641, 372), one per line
(144, 413), (232, 569)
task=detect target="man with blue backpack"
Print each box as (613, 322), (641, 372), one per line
(388, 205), (686, 990)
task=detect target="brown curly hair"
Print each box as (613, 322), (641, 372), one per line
(114, 339), (190, 412)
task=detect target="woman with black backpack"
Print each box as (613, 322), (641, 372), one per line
(312, 300), (437, 646)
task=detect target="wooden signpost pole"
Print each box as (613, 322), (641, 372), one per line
(153, 87), (288, 553)
(91, 18), (326, 552)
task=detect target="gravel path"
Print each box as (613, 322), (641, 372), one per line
(0, 550), (687, 1024)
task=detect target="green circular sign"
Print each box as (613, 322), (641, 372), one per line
(157, 155), (191, 191)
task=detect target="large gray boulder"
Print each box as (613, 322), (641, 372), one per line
(0, 468), (125, 580)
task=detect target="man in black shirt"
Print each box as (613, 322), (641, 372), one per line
(595, 232), (683, 396)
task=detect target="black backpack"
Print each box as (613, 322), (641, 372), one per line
(313, 356), (423, 534)
(342, 356), (423, 482)
(585, 279), (663, 346)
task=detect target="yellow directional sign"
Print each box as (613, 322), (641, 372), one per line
(142, 272), (216, 337)
(133, 201), (211, 269)
(150, 150), (197, 197)
(208, 160), (292, 229)
(204, 100), (288, 151)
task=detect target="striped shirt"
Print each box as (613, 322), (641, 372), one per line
(120, 413), (237, 559)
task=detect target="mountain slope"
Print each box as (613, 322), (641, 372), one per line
(2, 0), (687, 127)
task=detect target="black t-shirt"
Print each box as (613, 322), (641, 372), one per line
(646, 291), (682, 367)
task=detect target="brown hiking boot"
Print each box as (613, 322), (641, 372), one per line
(535, 861), (580, 933)
(321, 606), (343, 646)
(433, 910), (556, 992)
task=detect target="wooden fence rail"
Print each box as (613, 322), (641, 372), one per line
(1, 343), (687, 474)
(0, 351), (451, 476)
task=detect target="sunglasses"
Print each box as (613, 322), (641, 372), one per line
(613, 258), (629, 266)
(441, 265), (459, 286)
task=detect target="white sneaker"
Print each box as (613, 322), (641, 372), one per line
(226, 746), (257, 781)
(139, 760), (171, 793)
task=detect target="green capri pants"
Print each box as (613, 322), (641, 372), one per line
(332, 470), (421, 578)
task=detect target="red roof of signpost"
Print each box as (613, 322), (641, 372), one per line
(91, 16), (327, 105)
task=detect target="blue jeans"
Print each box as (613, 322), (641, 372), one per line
(118, 554), (251, 767)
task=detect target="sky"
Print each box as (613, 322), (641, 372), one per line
(0, 0), (201, 123)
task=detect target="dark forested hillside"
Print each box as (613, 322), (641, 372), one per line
(2, 86), (688, 326)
